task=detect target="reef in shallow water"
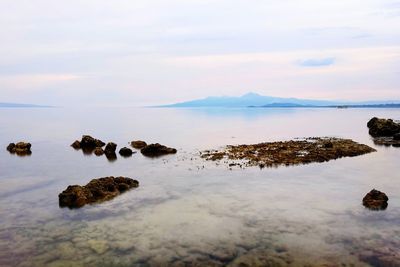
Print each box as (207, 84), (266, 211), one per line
(200, 137), (376, 168)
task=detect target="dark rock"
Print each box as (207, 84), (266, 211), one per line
(59, 176), (139, 208)
(363, 189), (388, 210)
(105, 152), (117, 162)
(141, 143), (177, 157)
(94, 147), (104, 156)
(7, 142), (32, 155)
(393, 133), (400, 140)
(71, 140), (81, 149)
(95, 139), (106, 147)
(104, 142), (117, 160)
(79, 135), (105, 149)
(6, 143), (15, 152)
(131, 140), (147, 149)
(119, 147), (133, 157)
(367, 117), (400, 137)
(323, 141), (333, 148)
(104, 142), (117, 155)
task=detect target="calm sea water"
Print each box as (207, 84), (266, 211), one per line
(0, 107), (400, 267)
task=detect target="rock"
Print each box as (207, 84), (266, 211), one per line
(393, 133), (400, 140)
(119, 147), (133, 157)
(79, 135), (105, 149)
(93, 147), (104, 156)
(363, 189), (388, 210)
(71, 140), (81, 149)
(7, 142), (32, 155)
(201, 137), (376, 168)
(105, 152), (117, 162)
(367, 117), (400, 137)
(131, 140), (147, 149)
(141, 143), (177, 157)
(59, 176), (139, 208)
(104, 142), (117, 155)
(6, 143), (15, 152)
(104, 142), (117, 161)
(95, 139), (105, 147)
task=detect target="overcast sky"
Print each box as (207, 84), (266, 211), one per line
(1, 0), (399, 106)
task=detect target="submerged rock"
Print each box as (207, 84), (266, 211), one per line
(59, 176), (139, 208)
(362, 189), (388, 210)
(94, 147), (104, 156)
(367, 117), (400, 137)
(131, 140), (147, 149)
(141, 143), (177, 157)
(119, 147), (133, 157)
(7, 142), (32, 155)
(201, 137), (376, 168)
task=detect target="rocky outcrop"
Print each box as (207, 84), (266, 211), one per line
(131, 140), (147, 149)
(367, 118), (400, 147)
(80, 135), (105, 148)
(367, 117), (400, 137)
(141, 143), (177, 157)
(119, 147), (133, 157)
(201, 137), (376, 168)
(363, 189), (388, 210)
(59, 176), (139, 208)
(71, 135), (105, 151)
(104, 142), (117, 157)
(6, 142), (32, 155)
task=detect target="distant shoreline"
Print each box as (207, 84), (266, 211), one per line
(0, 103), (54, 108)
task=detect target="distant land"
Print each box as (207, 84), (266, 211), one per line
(0, 102), (52, 108)
(160, 92), (400, 108)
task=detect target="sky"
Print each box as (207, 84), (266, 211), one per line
(0, 0), (399, 106)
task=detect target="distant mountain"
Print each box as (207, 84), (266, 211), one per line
(0, 102), (52, 108)
(252, 102), (312, 108)
(161, 92), (337, 107)
(253, 103), (400, 108)
(160, 92), (400, 108)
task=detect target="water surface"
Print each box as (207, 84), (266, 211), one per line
(1, 107), (400, 266)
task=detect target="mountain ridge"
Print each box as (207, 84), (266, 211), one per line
(159, 92), (400, 108)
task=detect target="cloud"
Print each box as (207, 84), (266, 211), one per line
(298, 58), (335, 67)
(0, 0), (399, 105)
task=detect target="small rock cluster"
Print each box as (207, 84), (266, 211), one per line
(59, 176), (139, 208)
(71, 136), (177, 159)
(6, 142), (32, 156)
(362, 189), (389, 210)
(367, 117), (400, 147)
(71, 135), (136, 159)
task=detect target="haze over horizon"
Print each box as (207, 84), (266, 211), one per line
(1, 0), (399, 106)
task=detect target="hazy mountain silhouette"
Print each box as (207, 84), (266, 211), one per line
(161, 92), (400, 108)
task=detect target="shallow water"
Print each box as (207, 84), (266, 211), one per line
(0, 107), (400, 267)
